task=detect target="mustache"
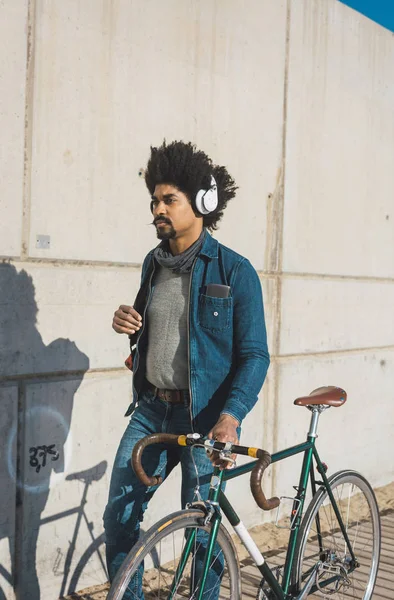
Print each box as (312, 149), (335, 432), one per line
(152, 217), (172, 226)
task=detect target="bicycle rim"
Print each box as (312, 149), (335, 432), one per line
(293, 470), (381, 599)
(107, 508), (241, 600)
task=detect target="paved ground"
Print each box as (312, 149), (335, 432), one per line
(64, 511), (393, 599)
(240, 511), (394, 599)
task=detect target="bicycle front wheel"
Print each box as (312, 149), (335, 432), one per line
(292, 470), (381, 599)
(107, 508), (241, 600)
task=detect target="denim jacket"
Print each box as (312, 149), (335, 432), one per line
(127, 232), (270, 433)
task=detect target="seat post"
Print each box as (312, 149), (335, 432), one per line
(307, 407), (319, 439)
(307, 405), (330, 439)
(308, 408), (320, 439)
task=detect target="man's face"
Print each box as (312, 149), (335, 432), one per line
(151, 183), (200, 240)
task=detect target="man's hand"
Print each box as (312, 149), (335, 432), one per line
(207, 414), (239, 470)
(112, 305), (142, 335)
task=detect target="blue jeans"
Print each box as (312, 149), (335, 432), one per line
(103, 389), (222, 599)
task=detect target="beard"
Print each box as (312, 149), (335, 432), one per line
(153, 218), (177, 240)
(156, 226), (176, 240)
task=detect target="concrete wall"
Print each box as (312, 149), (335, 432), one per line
(0, 0), (393, 598)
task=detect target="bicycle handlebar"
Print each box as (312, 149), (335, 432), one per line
(131, 433), (280, 511)
(249, 450), (280, 511)
(131, 433), (171, 487)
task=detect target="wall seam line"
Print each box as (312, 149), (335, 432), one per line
(14, 381), (26, 600)
(2, 342), (391, 386)
(268, 272), (394, 283)
(0, 367), (129, 384)
(1, 256), (144, 270)
(2, 257), (394, 284)
(21, 0), (36, 260)
(271, 0), (292, 498)
(274, 345), (394, 360)
(15, 3), (36, 596)
(1, 340), (392, 387)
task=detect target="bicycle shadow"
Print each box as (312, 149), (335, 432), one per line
(60, 461), (160, 598)
(0, 264), (89, 600)
(54, 461), (108, 597)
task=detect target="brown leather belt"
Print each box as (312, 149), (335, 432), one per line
(145, 381), (190, 405)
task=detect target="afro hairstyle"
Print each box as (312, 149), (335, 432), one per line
(144, 140), (237, 231)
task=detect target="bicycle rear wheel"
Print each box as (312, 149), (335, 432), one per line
(107, 508), (241, 600)
(292, 470), (381, 599)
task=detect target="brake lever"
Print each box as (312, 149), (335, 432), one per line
(205, 447), (236, 468)
(218, 451), (236, 467)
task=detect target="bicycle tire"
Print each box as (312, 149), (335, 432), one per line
(107, 508), (241, 600)
(292, 470), (381, 599)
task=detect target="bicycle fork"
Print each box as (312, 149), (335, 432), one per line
(167, 470), (225, 600)
(181, 468), (286, 600)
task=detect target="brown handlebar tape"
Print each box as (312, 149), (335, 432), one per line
(132, 434), (280, 510)
(250, 450), (280, 511)
(131, 433), (180, 487)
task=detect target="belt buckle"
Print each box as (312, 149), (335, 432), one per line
(165, 389), (172, 403)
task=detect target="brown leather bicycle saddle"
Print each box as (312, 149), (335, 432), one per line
(294, 386), (347, 407)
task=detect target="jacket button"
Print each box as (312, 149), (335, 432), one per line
(213, 311), (219, 316)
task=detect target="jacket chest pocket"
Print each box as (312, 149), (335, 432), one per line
(198, 294), (232, 332)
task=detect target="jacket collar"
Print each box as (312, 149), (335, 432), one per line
(199, 231), (219, 259)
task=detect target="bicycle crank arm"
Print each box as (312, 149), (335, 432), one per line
(296, 561), (322, 600)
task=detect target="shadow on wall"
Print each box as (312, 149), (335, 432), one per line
(0, 264), (91, 600)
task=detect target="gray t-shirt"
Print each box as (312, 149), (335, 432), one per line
(146, 266), (190, 390)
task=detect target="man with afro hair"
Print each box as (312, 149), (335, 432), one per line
(104, 140), (270, 598)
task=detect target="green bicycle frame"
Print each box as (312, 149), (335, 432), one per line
(222, 439), (315, 598)
(172, 431), (358, 599)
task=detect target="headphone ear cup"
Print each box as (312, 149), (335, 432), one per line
(195, 175), (219, 215)
(203, 188), (218, 213)
(195, 189), (209, 215)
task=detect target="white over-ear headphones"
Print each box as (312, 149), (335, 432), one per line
(195, 175), (218, 215)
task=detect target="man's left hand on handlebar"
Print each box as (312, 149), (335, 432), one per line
(207, 414), (239, 470)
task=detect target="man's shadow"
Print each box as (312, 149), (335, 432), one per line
(0, 264), (89, 600)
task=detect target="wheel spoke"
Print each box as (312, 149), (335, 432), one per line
(107, 510), (240, 599)
(293, 473), (380, 600)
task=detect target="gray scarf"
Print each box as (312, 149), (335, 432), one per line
(153, 230), (206, 274)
